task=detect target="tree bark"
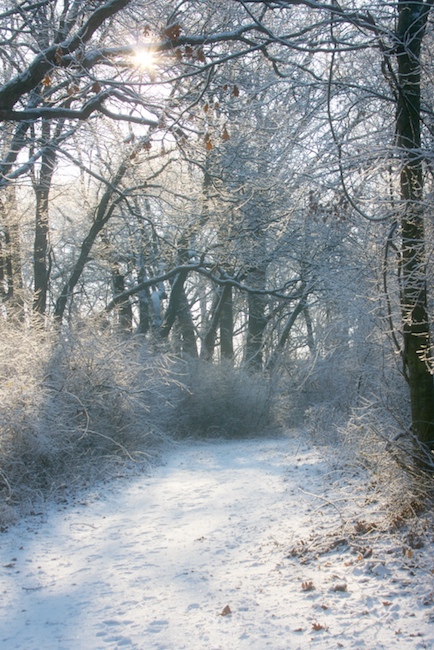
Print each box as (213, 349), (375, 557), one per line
(33, 120), (56, 315)
(396, 0), (434, 449)
(220, 285), (234, 361)
(244, 265), (267, 371)
(111, 263), (132, 331)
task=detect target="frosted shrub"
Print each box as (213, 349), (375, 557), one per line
(0, 318), (176, 522)
(171, 359), (273, 439)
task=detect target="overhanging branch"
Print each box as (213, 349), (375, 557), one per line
(105, 263), (303, 313)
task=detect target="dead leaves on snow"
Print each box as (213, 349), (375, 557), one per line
(312, 622), (328, 631)
(218, 604), (232, 616)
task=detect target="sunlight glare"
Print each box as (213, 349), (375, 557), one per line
(132, 47), (156, 71)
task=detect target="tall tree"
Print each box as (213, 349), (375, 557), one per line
(395, 0), (434, 449)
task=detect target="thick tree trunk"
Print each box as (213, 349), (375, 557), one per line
(33, 120), (56, 315)
(396, 0), (434, 449)
(160, 230), (199, 357)
(220, 285), (234, 361)
(244, 265), (267, 371)
(201, 284), (233, 361)
(201, 287), (222, 361)
(111, 264), (132, 331)
(159, 270), (198, 357)
(0, 189), (24, 319)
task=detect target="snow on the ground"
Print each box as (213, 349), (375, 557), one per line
(1, 433), (434, 650)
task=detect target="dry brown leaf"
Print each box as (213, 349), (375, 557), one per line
(67, 83), (79, 96)
(196, 47), (205, 63)
(301, 581), (314, 591)
(164, 23), (182, 40)
(220, 605), (231, 616)
(312, 622), (326, 631)
(222, 127), (230, 141)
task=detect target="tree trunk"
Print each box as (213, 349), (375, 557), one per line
(396, 0), (434, 449)
(54, 146), (135, 323)
(266, 294), (308, 373)
(220, 285), (234, 361)
(201, 283), (233, 361)
(0, 188), (24, 319)
(244, 265), (267, 371)
(111, 263), (132, 331)
(33, 120), (56, 315)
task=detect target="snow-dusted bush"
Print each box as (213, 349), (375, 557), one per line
(168, 359), (273, 438)
(339, 378), (434, 525)
(0, 318), (176, 523)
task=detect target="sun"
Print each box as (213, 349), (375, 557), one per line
(132, 47), (156, 71)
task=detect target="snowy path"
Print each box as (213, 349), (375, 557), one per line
(1, 435), (434, 649)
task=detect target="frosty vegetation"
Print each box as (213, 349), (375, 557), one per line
(0, 0), (434, 527)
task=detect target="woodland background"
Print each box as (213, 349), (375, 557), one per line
(1, 0), (434, 523)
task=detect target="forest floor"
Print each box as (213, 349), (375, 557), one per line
(1, 432), (434, 649)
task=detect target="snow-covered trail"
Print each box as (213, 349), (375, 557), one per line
(1, 435), (433, 649)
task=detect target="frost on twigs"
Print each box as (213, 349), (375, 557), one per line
(0, 318), (181, 527)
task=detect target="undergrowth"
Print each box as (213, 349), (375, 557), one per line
(0, 319), (175, 526)
(0, 321), (275, 527)
(164, 358), (274, 439)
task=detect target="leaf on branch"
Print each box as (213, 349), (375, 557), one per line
(42, 75), (51, 87)
(92, 81), (101, 93)
(67, 83), (79, 96)
(164, 23), (182, 41)
(214, 101), (220, 109)
(205, 135), (213, 151)
(196, 47), (206, 63)
(174, 48), (183, 61)
(184, 45), (194, 58)
(232, 84), (240, 97)
(222, 126), (230, 141)
(203, 103), (209, 113)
